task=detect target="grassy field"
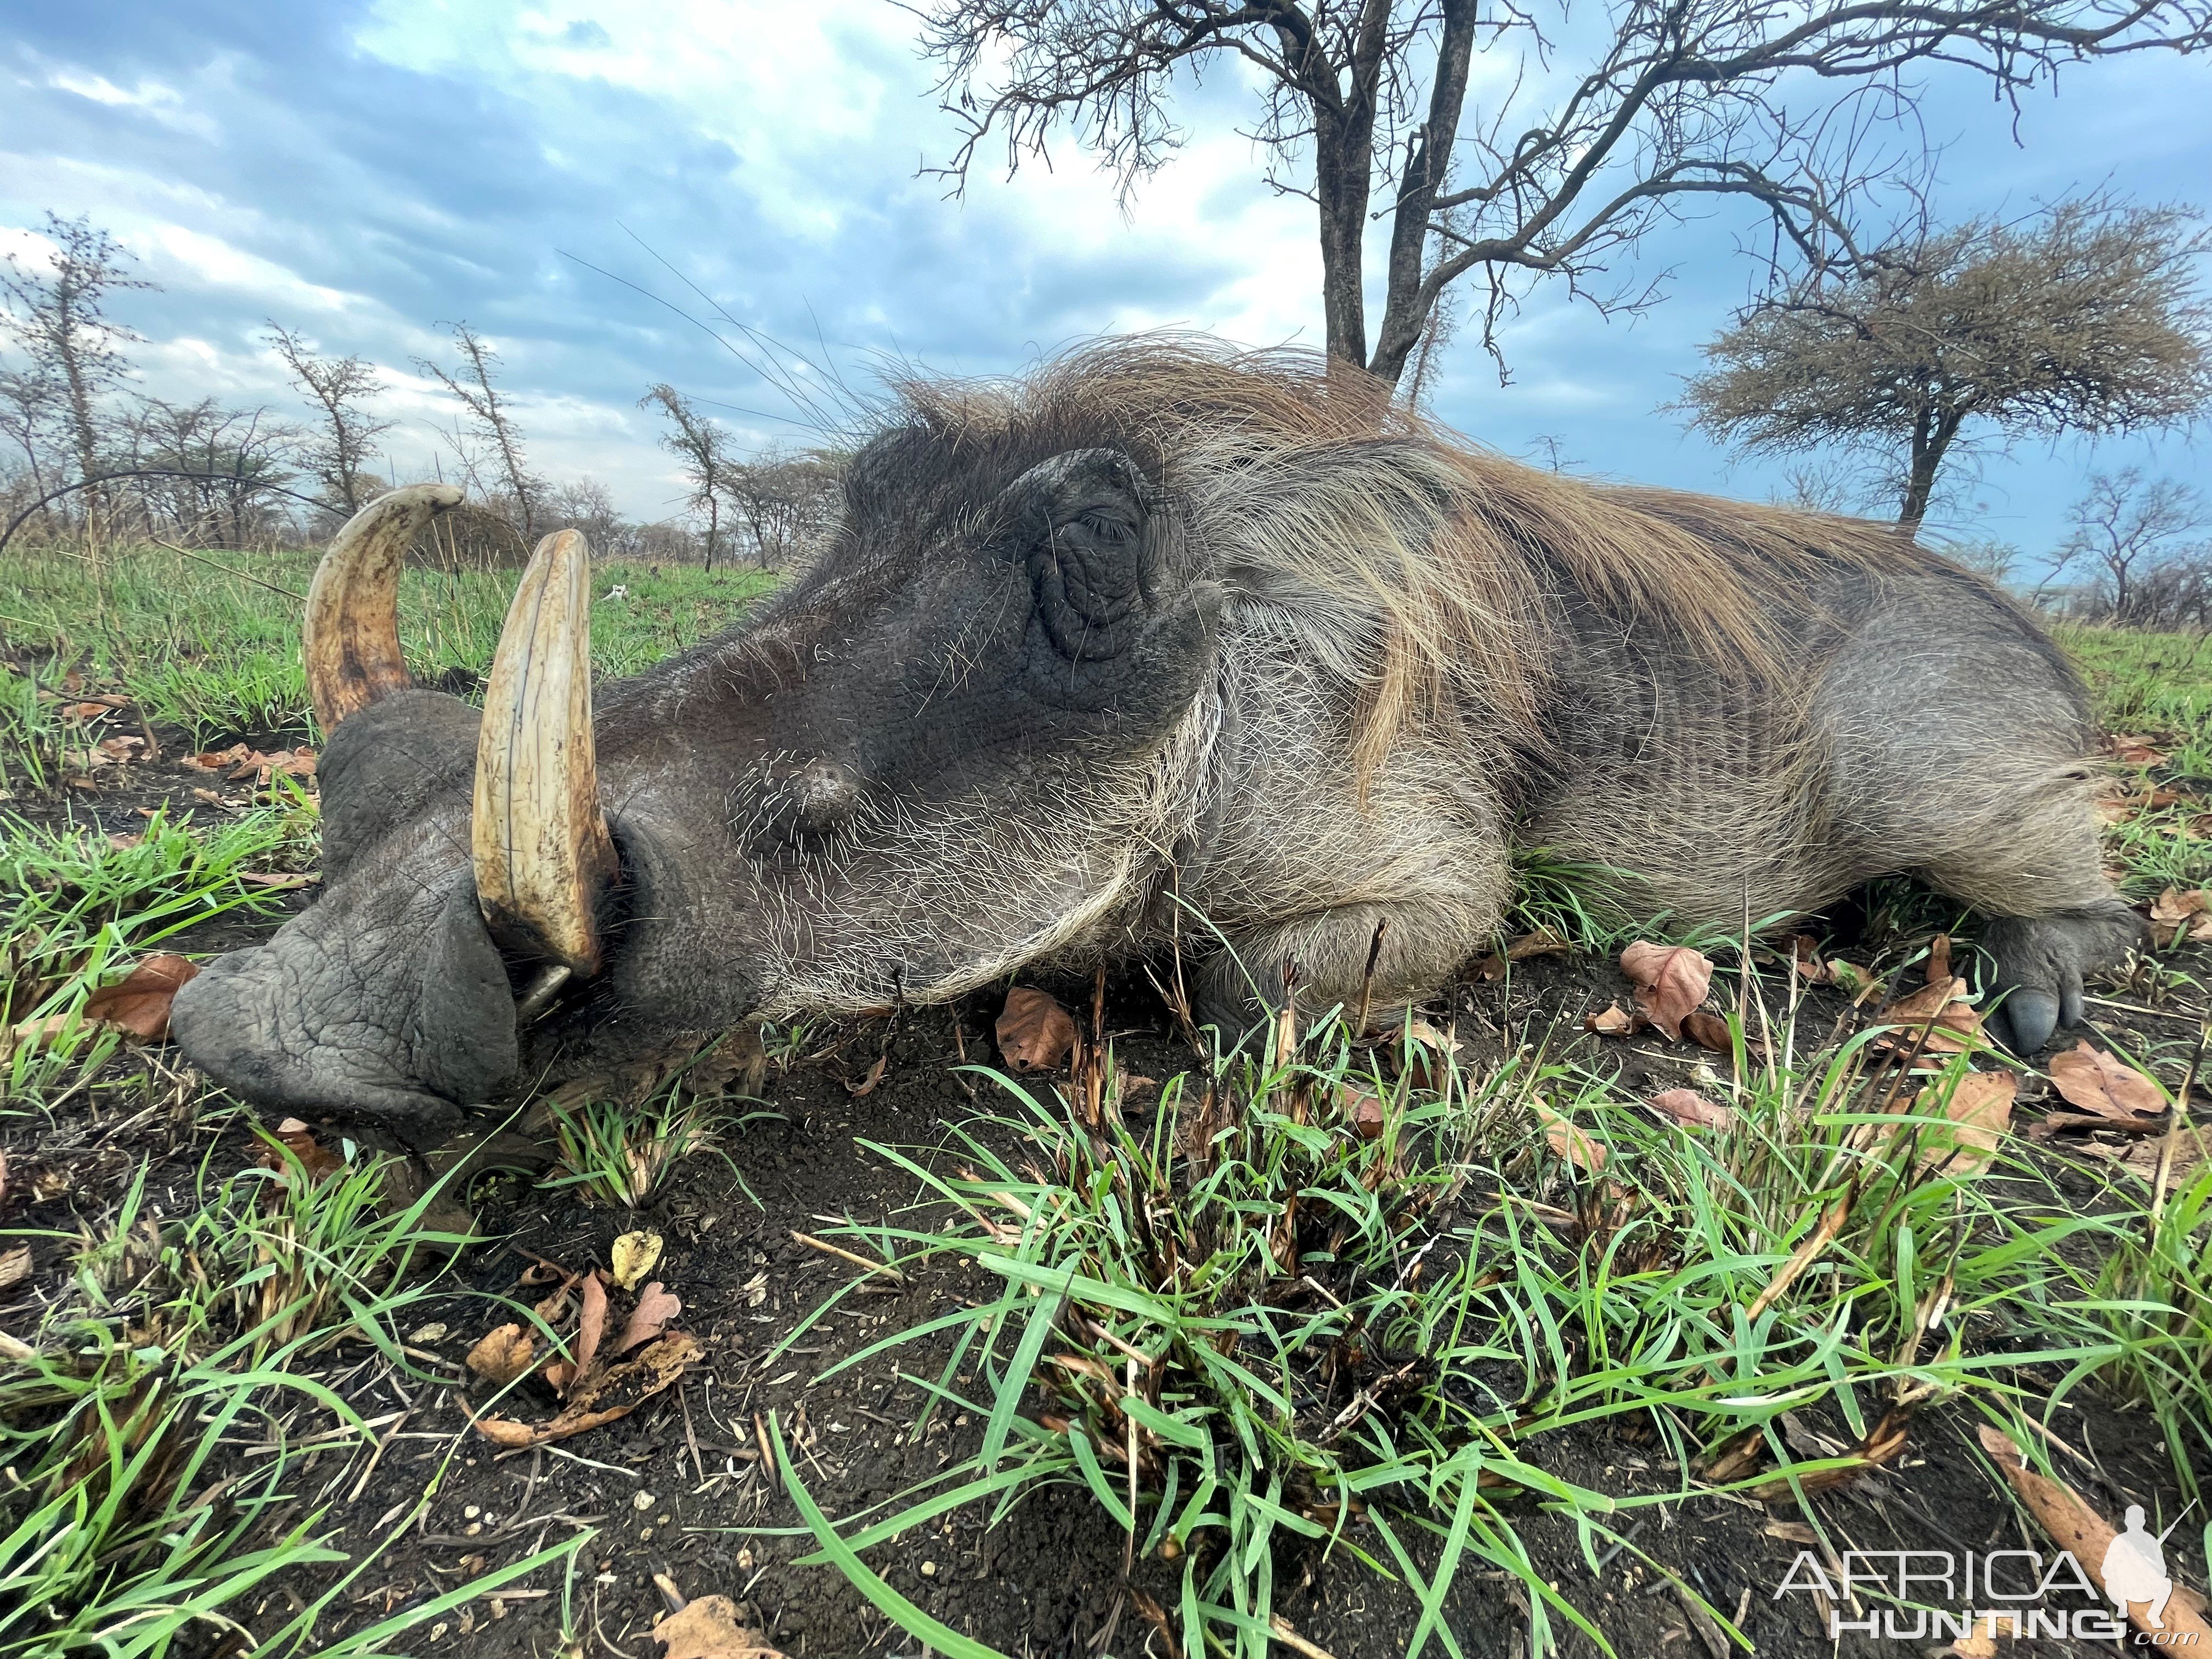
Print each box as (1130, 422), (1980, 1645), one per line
(1, 550), (2207, 1658)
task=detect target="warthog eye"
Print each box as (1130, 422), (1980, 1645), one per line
(1013, 449), (1157, 663)
(742, 759), (865, 855)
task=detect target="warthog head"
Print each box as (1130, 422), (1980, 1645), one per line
(172, 409), (1223, 1131)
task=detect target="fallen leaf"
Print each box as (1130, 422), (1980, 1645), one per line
(2049, 1041), (2166, 1123)
(1398, 1017), (1460, 1090)
(96, 735), (145, 763)
(2148, 887), (2212, 947)
(1535, 1099), (1606, 1172)
(844, 1053), (887, 1097)
(104, 832), (143, 851)
(0, 1245), (30, 1291)
(1789, 934), (1830, 984)
(1880, 975), (1980, 1054)
(1650, 1088), (1734, 1131)
(1584, 1002), (1635, 1037)
(262, 1116), (343, 1182)
(235, 870), (319, 891)
(997, 986), (1077, 1073)
(570, 1272), (610, 1384)
(1618, 942), (1712, 1041)
(1345, 1090), (1387, 1140)
(81, 955), (199, 1041)
(1976, 1426), (2211, 1641)
(619, 1282), (682, 1353)
(1944, 1631), (1998, 1658)
(1753, 1407), (1912, 1502)
(1912, 1073), (2015, 1178)
(1926, 933), (1951, 986)
(1469, 952), (1508, 983)
(1826, 960), (1881, 1003)
(188, 743), (251, 771)
(472, 1331), (702, 1449)
(2028, 1109), (2173, 1141)
(2107, 734), (2170, 767)
(1506, 928), (1571, 960)
(466, 1324), (538, 1385)
(652, 1595), (786, 1658)
(611, 1230), (664, 1292)
(1681, 1009), (1735, 1054)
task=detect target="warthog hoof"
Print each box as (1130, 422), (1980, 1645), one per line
(1980, 905), (2147, 1054)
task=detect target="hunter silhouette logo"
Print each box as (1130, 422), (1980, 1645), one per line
(2107, 1505), (2185, 1629)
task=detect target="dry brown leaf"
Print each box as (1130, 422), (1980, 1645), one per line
(1977, 1425), (2211, 1641)
(611, 1229), (663, 1292)
(2031, 1109), (2174, 1141)
(261, 1116), (343, 1182)
(1880, 976), (1981, 1054)
(619, 1282), (683, 1353)
(472, 1331), (702, 1449)
(1681, 1009), (1743, 1055)
(996, 986), (1077, 1073)
(1618, 942), (1712, 1041)
(1584, 1002), (1635, 1037)
(844, 1053), (887, 1097)
(1535, 1100), (1606, 1172)
(1752, 1408), (1913, 1502)
(2147, 886), (2212, 947)
(1911, 1072), (2015, 1178)
(1469, 952), (1508, 983)
(466, 1323), (537, 1385)
(1701, 1428), (1767, 1483)
(1926, 933), (1951, 986)
(2049, 1041), (2167, 1123)
(0, 1244), (31, 1291)
(1944, 1631), (1997, 1659)
(1788, 934), (1830, 984)
(571, 1271), (609, 1384)
(1505, 928), (1571, 961)
(81, 955), (199, 1041)
(652, 1595), (786, 1659)
(1399, 1017), (1460, 1091)
(1650, 1089), (1734, 1131)
(2108, 734), (2171, 766)
(1345, 1090), (1387, 1141)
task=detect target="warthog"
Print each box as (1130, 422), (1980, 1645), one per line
(172, 338), (2136, 1131)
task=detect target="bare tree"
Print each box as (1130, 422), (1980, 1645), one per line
(417, 323), (543, 539)
(915, 1), (2210, 388)
(2044, 470), (2208, 621)
(641, 383), (737, 570)
(267, 323), (392, 516)
(0, 212), (158, 523)
(720, 449), (843, 570)
(1683, 200), (2212, 532)
(119, 397), (302, 549)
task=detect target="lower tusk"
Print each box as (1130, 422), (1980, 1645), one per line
(302, 483), (465, 731)
(471, 528), (617, 978)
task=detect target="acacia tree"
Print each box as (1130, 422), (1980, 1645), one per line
(720, 450), (842, 570)
(1682, 201), (2212, 532)
(641, 383), (736, 569)
(2044, 469), (2209, 621)
(915, 1), (2211, 388)
(417, 323), (543, 539)
(0, 212), (158, 521)
(267, 323), (392, 516)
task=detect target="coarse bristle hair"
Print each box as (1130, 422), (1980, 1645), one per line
(878, 334), (1910, 765)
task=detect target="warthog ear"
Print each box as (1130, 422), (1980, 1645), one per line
(1008, 448), (1167, 662)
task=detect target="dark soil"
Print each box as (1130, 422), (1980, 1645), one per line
(3, 732), (2205, 1659)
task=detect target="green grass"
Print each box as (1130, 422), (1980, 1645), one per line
(1, 797), (320, 1109)
(0, 540), (775, 749)
(0, 1130), (582, 1659)
(761, 983), (2156, 1658)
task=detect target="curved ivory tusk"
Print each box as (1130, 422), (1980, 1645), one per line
(303, 483), (465, 730)
(472, 528), (617, 978)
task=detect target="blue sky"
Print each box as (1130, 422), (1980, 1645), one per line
(3, 0), (2207, 557)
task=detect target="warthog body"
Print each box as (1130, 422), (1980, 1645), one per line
(173, 339), (2135, 1128)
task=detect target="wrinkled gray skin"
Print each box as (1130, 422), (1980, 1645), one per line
(173, 422), (2134, 1136)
